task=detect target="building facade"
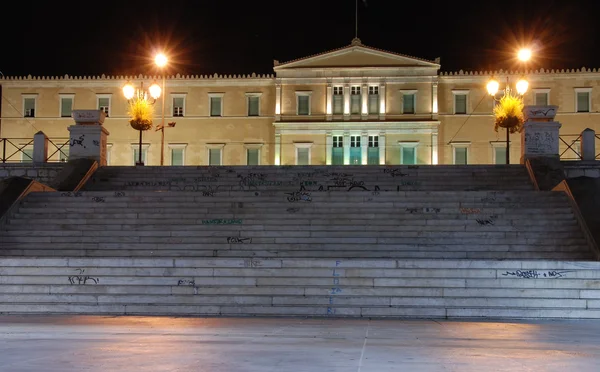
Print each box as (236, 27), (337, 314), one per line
(1, 38), (599, 166)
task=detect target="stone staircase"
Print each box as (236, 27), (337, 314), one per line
(0, 165), (598, 319)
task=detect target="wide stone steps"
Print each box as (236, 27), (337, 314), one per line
(84, 165), (533, 192)
(0, 258), (599, 318)
(1, 189), (591, 260)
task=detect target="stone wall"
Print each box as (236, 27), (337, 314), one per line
(563, 162), (600, 178)
(0, 164), (65, 185)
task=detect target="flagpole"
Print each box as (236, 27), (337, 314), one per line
(355, 0), (358, 38)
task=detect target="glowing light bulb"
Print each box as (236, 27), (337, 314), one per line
(516, 79), (529, 95)
(155, 53), (168, 68)
(487, 79), (500, 96)
(149, 83), (162, 99)
(518, 48), (532, 62)
(122, 83), (135, 100)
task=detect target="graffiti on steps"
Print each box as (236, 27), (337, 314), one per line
(177, 279), (195, 286)
(476, 215), (498, 226)
(201, 219), (243, 225)
(244, 258), (262, 268)
(125, 181), (171, 187)
(397, 180), (421, 187)
(286, 190), (312, 202)
(423, 207), (441, 214)
(61, 192), (83, 197)
(92, 140), (100, 147)
(384, 168), (408, 177)
(347, 180), (369, 191)
(227, 237), (252, 244)
(286, 208), (300, 213)
(406, 208), (419, 214)
(91, 197), (105, 203)
(327, 260), (343, 316)
(480, 192), (498, 203)
(68, 269), (99, 285)
(501, 270), (573, 279)
(113, 191), (126, 197)
(460, 208), (481, 214)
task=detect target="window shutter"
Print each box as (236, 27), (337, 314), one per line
(171, 148), (184, 166)
(535, 93), (548, 106)
(210, 97), (222, 116)
(455, 148), (468, 164)
(298, 96), (309, 115)
(247, 149), (259, 165)
(248, 96), (259, 116)
(577, 92), (590, 112)
(297, 148), (309, 165)
(61, 98), (73, 117)
(403, 94), (415, 114)
(209, 148), (221, 165)
(455, 95), (467, 114)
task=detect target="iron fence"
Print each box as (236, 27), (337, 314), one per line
(559, 134), (582, 160)
(46, 138), (70, 162)
(0, 138), (34, 163)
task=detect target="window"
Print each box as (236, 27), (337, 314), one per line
(209, 94), (223, 117)
(21, 146), (33, 162)
(132, 147), (148, 165)
(59, 146), (69, 162)
(172, 96), (185, 117)
(209, 148), (222, 165)
(351, 86), (361, 114)
(60, 95), (74, 117)
(23, 96), (36, 118)
(350, 135), (361, 165)
(169, 145), (186, 166)
(332, 135), (344, 165)
(295, 143), (312, 165)
(247, 148), (259, 165)
(97, 95), (111, 117)
(452, 144), (469, 165)
(368, 135), (379, 165)
(333, 86), (343, 114)
(534, 89), (550, 106)
(493, 145), (507, 164)
(106, 144), (113, 165)
(247, 94), (261, 116)
(575, 88), (592, 113)
(399, 143), (418, 165)
(454, 93), (467, 114)
(368, 86), (379, 114)
(296, 92), (311, 115)
(402, 93), (416, 114)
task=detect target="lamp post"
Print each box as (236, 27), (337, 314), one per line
(123, 81), (162, 166)
(154, 53), (168, 166)
(485, 48), (532, 164)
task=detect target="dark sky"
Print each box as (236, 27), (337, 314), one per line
(1, 0), (599, 77)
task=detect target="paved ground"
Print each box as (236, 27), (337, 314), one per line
(0, 316), (599, 371)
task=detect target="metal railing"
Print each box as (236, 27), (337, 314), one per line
(559, 134), (582, 160)
(0, 138), (34, 163)
(46, 138), (70, 162)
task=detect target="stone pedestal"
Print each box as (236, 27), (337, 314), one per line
(581, 128), (596, 161)
(68, 110), (109, 166)
(33, 131), (48, 163)
(520, 105), (561, 164)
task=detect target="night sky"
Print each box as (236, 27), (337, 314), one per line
(1, 0), (599, 77)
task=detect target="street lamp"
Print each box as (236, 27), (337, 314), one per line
(154, 53), (168, 165)
(485, 49), (532, 164)
(123, 80), (162, 166)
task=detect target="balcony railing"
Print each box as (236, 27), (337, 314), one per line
(0, 138), (34, 163)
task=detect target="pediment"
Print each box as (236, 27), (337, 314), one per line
(274, 42), (439, 70)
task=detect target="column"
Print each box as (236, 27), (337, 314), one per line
(581, 128), (596, 161)
(361, 131), (368, 165)
(343, 84), (350, 119)
(361, 83), (368, 118)
(274, 131), (281, 165)
(379, 83), (386, 120)
(33, 131), (48, 163)
(343, 132), (350, 165)
(275, 84), (281, 121)
(326, 131), (333, 165)
(379, 132), (386, 165)
(431, 132), (439, 165)
(326, 84), (332, 121)
(432, 81), (439, 116)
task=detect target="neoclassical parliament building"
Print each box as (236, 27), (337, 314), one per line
(1, 38), (598, 166)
